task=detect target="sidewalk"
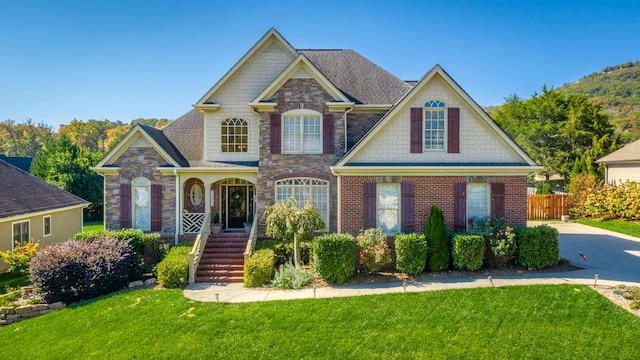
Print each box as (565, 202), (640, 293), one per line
(184, 221), (640, 303)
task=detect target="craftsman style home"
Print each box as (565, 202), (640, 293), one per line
(93, 28), (539, 247)
(0, 158), (88, 272)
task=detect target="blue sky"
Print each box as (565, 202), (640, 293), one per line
(1, 0), (639, 129)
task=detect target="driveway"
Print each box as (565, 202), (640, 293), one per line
(532, 221), (640, 286)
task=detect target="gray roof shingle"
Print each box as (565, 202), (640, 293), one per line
(596, 139), (640, 163)
(139, 125), (190, 167)
(161, 109), (204, 162)
(0, 159), (89, 219)
(299, 49), (412, 104)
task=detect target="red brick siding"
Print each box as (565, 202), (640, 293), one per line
(339, 175), (527, 235)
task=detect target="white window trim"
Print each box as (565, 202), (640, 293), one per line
(275, 177), (329, 231)
(132, 177), (151, 232)
(281, 109), (323, 154)
(376, 183), (400, 235)
(11, 220), (30, 251)
(466, 183), (491, 224)
(43, 215), (52, 237)
(424, 101), (447, 152)
(221, 118), (249, 153)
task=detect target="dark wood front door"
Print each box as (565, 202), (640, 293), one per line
(227, 186), (247, 229)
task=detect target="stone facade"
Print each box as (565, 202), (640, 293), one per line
(104, 146), (176, 237)
(346, 113), (385, 150)
(256, 78), (346, 236)
(339, 175), (528, 235)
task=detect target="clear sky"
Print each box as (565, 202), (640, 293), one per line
(1, 0), (639, 129)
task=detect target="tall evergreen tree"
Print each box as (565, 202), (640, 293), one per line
(425, 205), (449, 271)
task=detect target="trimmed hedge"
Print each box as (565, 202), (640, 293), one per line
(394, 233), (427, 275)
(156, 243), (192, 289)
(75, 229), (167, 280)
(451, 233), (485, 271)
(312, 233), (356, 285)
(29, 236), (133, 304)
(515, 225), (559, 270)
(244, 249), (275, 288)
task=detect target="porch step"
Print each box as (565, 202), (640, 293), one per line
(195, 233), (249, 283)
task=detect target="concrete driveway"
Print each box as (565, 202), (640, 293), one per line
(533, 221), (640, 287)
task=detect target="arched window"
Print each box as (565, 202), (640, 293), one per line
(282, 109), (322, 154)
(275, 178), (329, 229)
(424, 100), (446, 151)
(221, 118), (248, 152)
(132, 177), (151, 231)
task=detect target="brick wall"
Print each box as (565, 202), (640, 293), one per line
(339, 175), (527, 235)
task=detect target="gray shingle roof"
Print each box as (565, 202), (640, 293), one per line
(0, 159), (89, 219)
(596, 139), (640, 163)
(161, 109), (204, 162)
(138, 125), (190, 167)
(299, 49), (412, 104)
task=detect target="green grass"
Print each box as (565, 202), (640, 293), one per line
(82, 221), (104, 233)
(0, 271), (29, 295)
(573, 219), (640, 238)
(1, 285), (639, 359)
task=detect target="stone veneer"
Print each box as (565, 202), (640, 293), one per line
(256, 78), (346, 236)
(347, 113), (385, 150)
(104, 146), (176, 237)
(339, 175), (528, 235)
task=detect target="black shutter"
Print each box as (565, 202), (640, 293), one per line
(323, 113), (334, 154)
(453, 182), (466, 232)
(151, 184), (162, 232)
(491, 182), (505, 218)
(270, 113), (281, 154)
(120, 183), (132, 229)
(363, 182), (377, 229)
(448, 107), (460, 153)
(410, 108), (423, 153)
(401, 182), (415, 233)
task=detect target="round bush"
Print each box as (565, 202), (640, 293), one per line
(451, 233), (485, 271)
(515, 225), (559, 270)
(156, 243), (191, 288)
(312, 233), (355, 284)
(244, 248), (275, 288)
(395, 233), (427, 275)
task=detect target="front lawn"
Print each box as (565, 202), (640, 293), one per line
(1, 285), (639, 358)
(0, 272), (29, 295)
(82, 221), (104, 233)
(574, 219), (640, 238)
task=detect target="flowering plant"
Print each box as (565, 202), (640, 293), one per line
(0, 241), (39, 274)
(356, 228), (392, 273)
(470, 216), (516, 267)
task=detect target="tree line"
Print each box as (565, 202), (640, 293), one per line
(0, 118), (171, 221)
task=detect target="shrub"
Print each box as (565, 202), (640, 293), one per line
(273, 241), (312, 266)
(29, 236), (133, 304)
(270, 262), (313, 289)
(394, 233), (427, 275)
(75, 229), (166, 280)
(470, 216), (517, 267)
(312, 233), (355, 285)
(244, 248), (275, 288)
(451, 233), (485, 271)
(156, 243), (192, 289)
(355, 228), (392, 273)
(515, 225), (559, 270)
(0, 242), (39, 274)
(426, 205), (450, 271)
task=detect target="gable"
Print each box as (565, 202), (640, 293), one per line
(334, 65), (539, 175)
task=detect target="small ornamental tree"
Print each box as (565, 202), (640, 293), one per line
(264, 197), (324, 268)
(425, 205), (449, 271)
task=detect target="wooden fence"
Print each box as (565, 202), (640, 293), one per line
(527, 194), (570, 220)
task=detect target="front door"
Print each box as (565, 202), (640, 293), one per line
(226, 186), (247, 229)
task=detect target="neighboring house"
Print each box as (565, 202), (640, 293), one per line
(0, 159), (89, 272)
(92, 28), (539, 244)
(596, 139), (640, 185)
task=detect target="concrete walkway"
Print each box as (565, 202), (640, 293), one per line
(184, 221), (640, 303)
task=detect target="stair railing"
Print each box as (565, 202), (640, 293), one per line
(188, 212), (210, 284)
(243, 215), (258, 262)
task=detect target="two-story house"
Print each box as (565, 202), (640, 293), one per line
(93, 28), (539, 247)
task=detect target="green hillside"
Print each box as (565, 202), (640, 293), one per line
(559, 61), (640, 143)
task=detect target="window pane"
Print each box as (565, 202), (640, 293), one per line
(221, 118), (248, 152)
(134, 182), (151, 231)
(44, 217), (51, 236)
(467, 184), (489, 220)
(377, 184), (399, 234)
(275, 178), (329, 230)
